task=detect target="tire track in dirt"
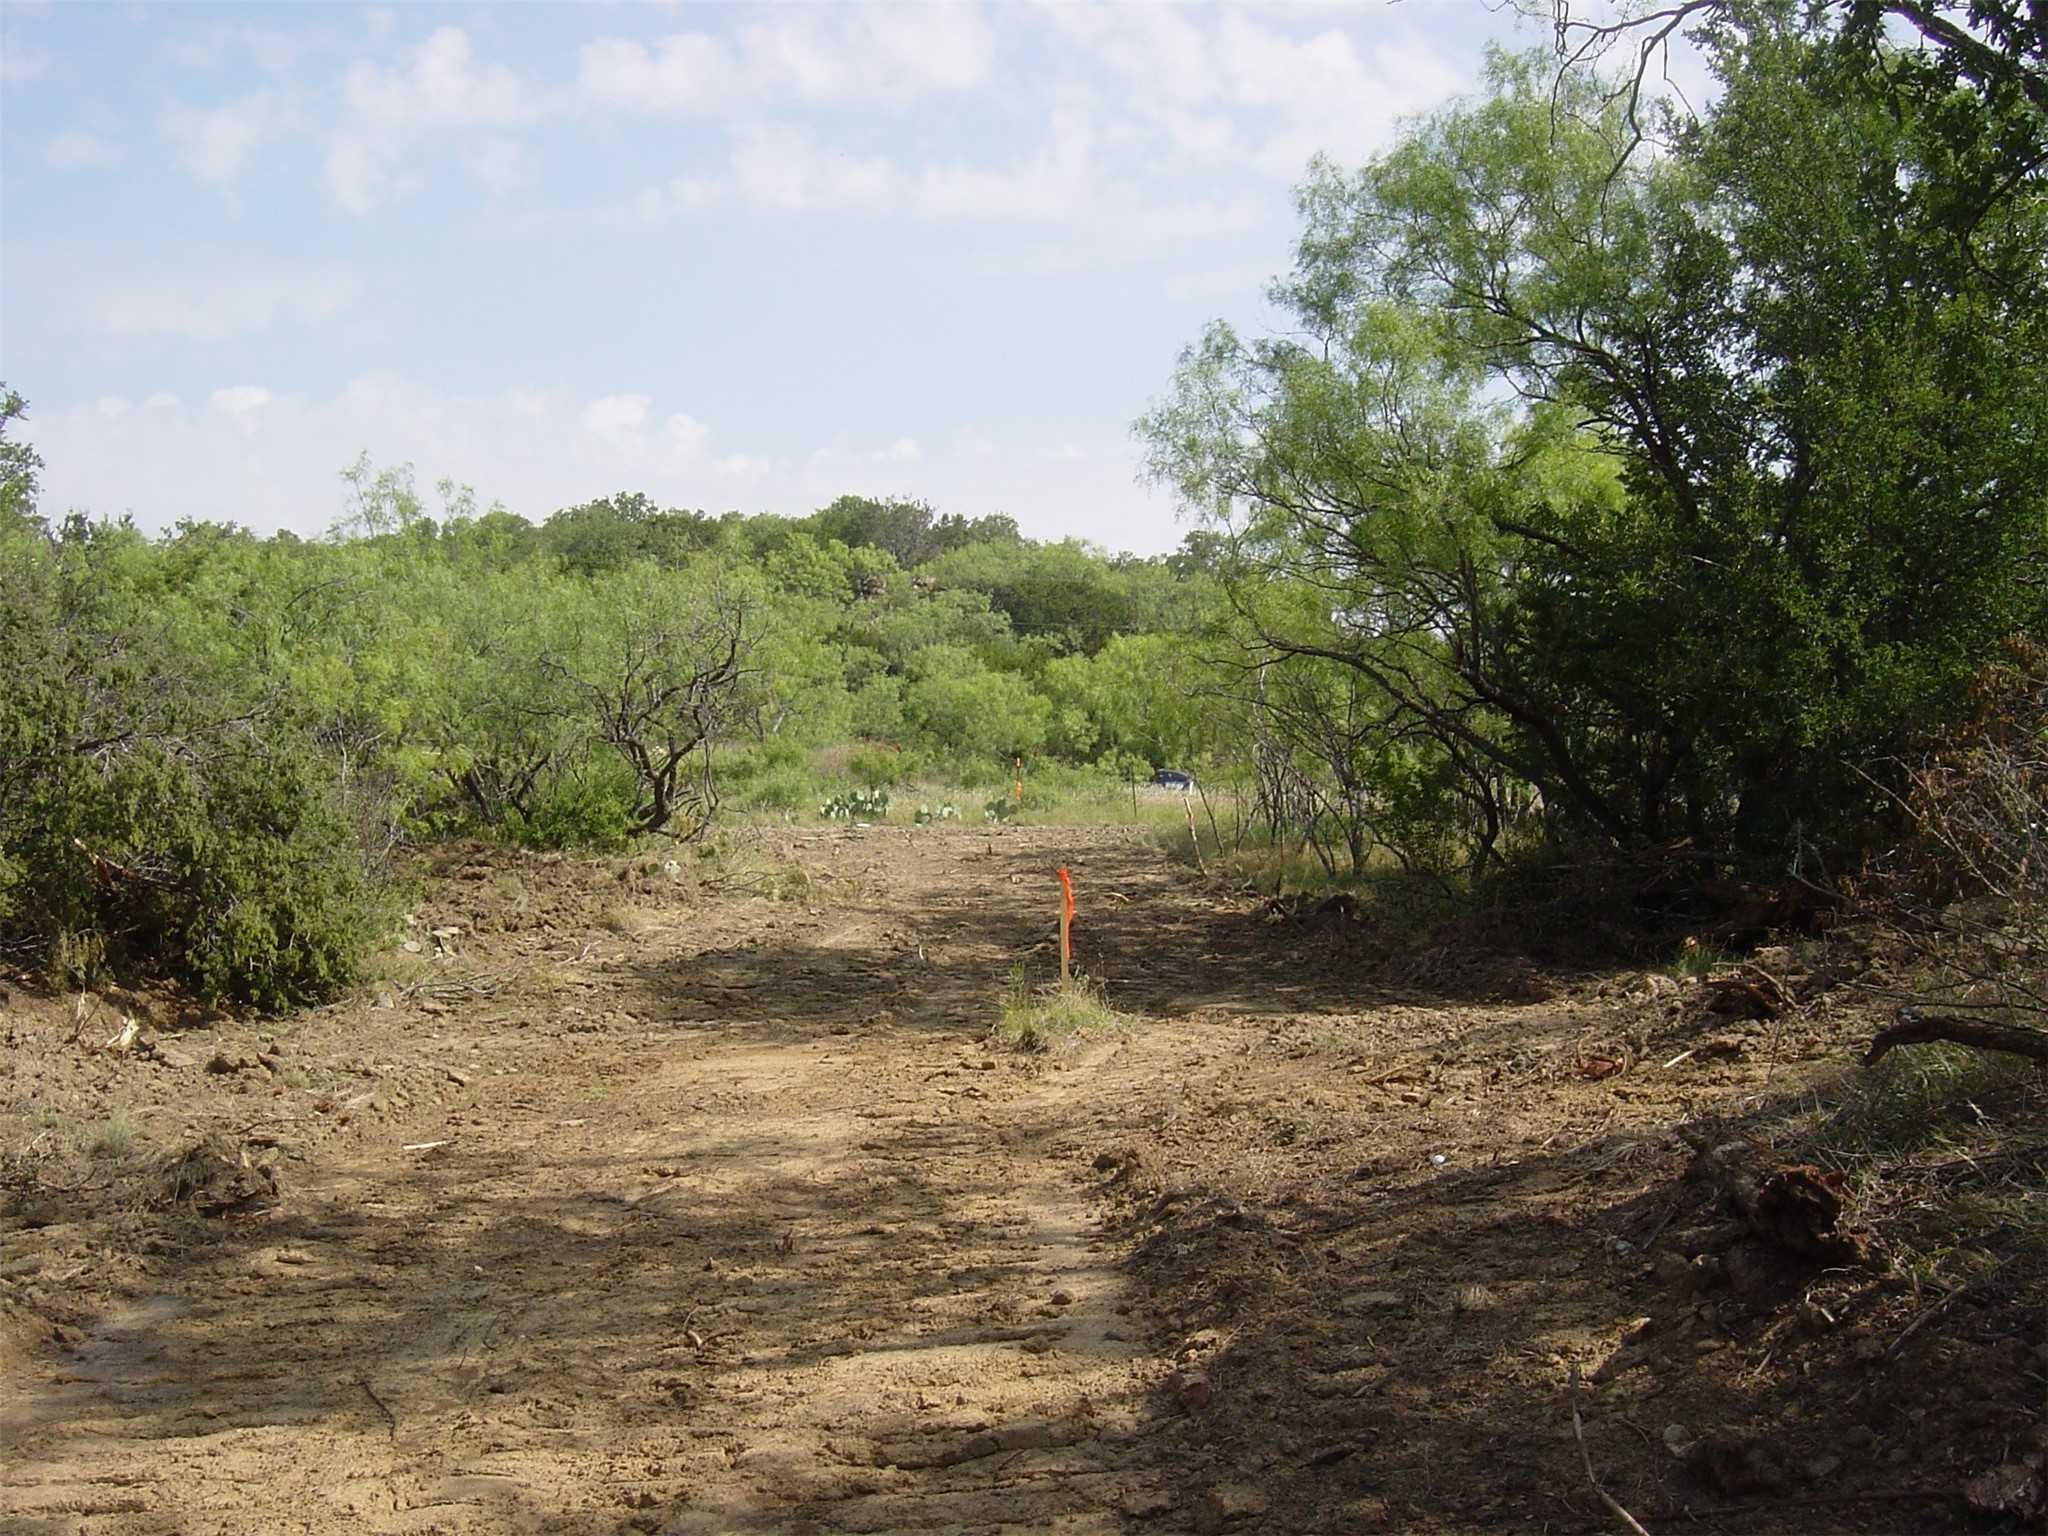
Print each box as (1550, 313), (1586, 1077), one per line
(1, 828), (1192, 1535)
(9, 823), (2022, 1533)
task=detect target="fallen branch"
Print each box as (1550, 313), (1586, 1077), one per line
(396, 963), (526, 1003)
(1569, 1363), (1653, 1536)
(1547, 1488), (1952, 1532)
(1864, 1005), (2048, 1067)
(1886, 1281), (1972, 1360)
(357, 1375), (399, 1440)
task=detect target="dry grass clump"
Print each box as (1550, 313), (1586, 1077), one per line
(993, 967), (1117, 1053)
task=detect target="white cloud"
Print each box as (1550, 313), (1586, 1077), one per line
(622, 105), (1123, 227)
(81, 264), (361, 342)
(209, 384), (275, 437)
(394, 25), (532, 123)
(914, 107), (1093, 222)
(461, 136), (529, 194)
(666, 412), (711, 456)
(323, 138), (385, 216)
(732, 16), (847, 104)
(327, 26), (538, 212)
(163, 91), (295, 188)
(22, 379), (1184, 552)
(46, 129), (119, 169)
(1221, 19), (1465, 176)
(632, 173), (724, 222)
(581, 4), (994, 115)
(1043, 4), (1212, 105)
(731, 124), (899, 213)
(581, 391), (652, 445)
(842, 4), (994, 97)
(95, 396), (132, 420)
(1041, 6), (1464, 179)
(26, 378), (744, 534)
(578, 32), (735, 114)
(716, 452), (772, 480)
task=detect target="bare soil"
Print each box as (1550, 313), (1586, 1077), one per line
(2, 825), (2041, 1534)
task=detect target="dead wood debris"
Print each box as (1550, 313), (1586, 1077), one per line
(1568, 1363), (1654, 1536)
(1699, 965), (1796, 1020)
(147, 1133), (282, 1216)
(397, 963), (527, 1003)
(1864, 1004), (2048, 1066)
(1684, 1138), (1873, 1266)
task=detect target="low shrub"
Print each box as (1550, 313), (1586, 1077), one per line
(993, 966), (1115, 1052)
(2, 734), (395, 1010)
(511, 754), (635, 852)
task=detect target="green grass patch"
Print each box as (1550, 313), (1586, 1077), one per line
(1803, 1040), (2048, 1293)
(993, 965), (1117, 1053)
(84, 1111), (135, 1161)
(1668, 939), (1730, 979)
(1819, 1042), (2039, 1161)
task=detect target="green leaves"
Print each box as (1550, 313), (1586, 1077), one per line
(1142, 25), (2048, 869)
(0, 385), (42, 536)
(0, 433), (1235, 997)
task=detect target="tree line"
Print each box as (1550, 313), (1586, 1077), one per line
(3, 0), (2041, 1008)
(0, 417), (1237, 1007)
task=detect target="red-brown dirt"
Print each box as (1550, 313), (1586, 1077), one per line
(2, 824), (2040, 1533)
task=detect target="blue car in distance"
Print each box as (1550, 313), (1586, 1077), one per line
(1152, 769), (1196, 791)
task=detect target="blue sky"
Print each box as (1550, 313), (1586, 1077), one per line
(1, 0), (1558, 555)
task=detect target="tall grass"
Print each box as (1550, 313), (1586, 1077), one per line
(993, 965), (1117, 1052)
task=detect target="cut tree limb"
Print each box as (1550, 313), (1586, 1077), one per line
(1864, 1006), (2048, 1067)
(1568, 1363), (1654, 1536)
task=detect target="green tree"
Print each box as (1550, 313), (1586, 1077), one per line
(1145, 34), (2048, 866)
(0, 386), (43, 536)
(900, 645), (1053, 764)
(805, 494), (941, 566)
(533, 563), (764, 839)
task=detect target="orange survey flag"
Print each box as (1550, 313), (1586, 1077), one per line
(1056, 867), (1074, 980)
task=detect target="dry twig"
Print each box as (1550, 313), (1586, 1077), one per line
(1568, 1363), (1653, 1536)
(357, 1376), (399, 1440)
(1865, 1005), (2048, 1066)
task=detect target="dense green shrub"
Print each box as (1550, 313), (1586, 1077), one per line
(1, 724), (394, 1010)
(510, 754), (635, 852)
(721, 741), (819, 814)
(157, 743), (395, 1010)
(847, 745), (908, 789)
(0, 491), (395, 1009)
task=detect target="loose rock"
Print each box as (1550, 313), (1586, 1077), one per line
(1194, 1483), (1269, 1533)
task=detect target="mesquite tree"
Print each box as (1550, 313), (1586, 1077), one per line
(537, 563), (762, 840)
(1144, 26), (2048, 871)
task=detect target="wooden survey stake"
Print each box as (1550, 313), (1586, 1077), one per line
(1056, 867), (1075, 981)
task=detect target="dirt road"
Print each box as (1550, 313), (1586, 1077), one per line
(1, 825), (2024, 1532)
